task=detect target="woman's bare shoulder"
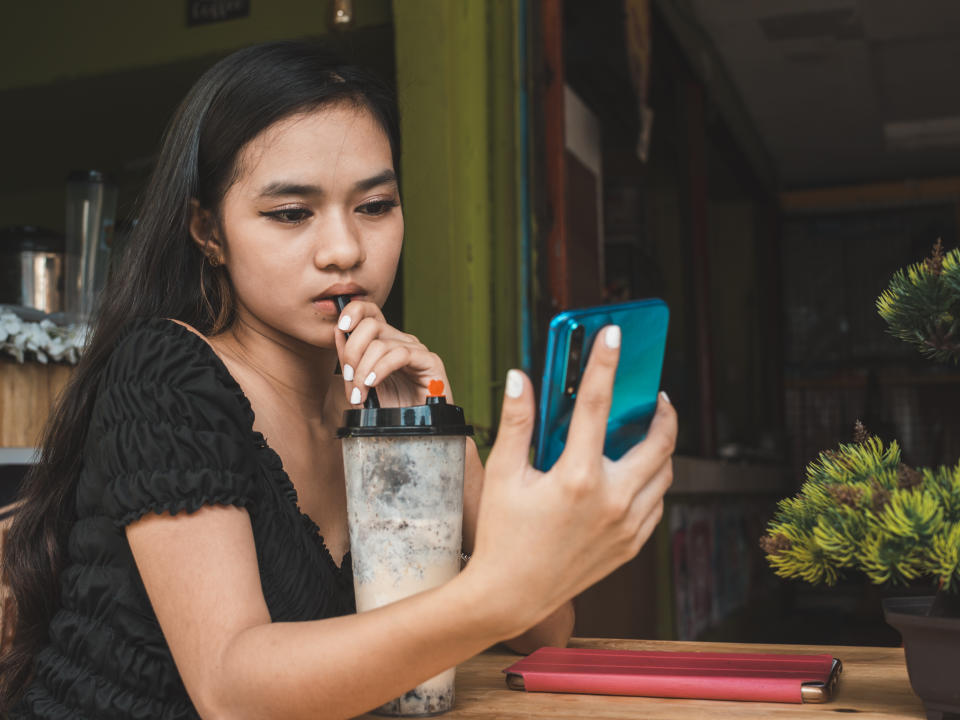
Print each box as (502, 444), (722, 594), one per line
(167, 318), (210, 343)
(166, 318), (236, 365)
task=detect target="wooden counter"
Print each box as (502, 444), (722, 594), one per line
(359, 638), (924, 719)
(0, 359), (73, 447)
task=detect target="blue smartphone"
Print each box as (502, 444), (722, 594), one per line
(533, 298), (669, 471)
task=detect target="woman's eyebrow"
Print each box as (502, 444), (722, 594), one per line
(353, 169), (397, 193)
(257, 170), (397, 198)
(257, 181), (322, 198)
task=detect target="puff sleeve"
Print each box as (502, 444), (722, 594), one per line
(83, 319), (260, 527)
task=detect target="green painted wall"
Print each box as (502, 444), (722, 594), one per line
(0, 0), (391, 91)
(2, 0), (525, 444)
(394, 0), (524, 447)
(0, 2), (395, 230)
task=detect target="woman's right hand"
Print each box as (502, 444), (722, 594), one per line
(464, 325), (677, 639)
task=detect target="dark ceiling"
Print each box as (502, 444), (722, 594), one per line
(690, 0), (960, 188)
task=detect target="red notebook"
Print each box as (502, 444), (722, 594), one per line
(502, 647), (840, 704)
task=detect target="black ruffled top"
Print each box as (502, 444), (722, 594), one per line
(13, 319), (355, 719)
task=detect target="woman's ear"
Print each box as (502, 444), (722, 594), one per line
(189, 199), (225, 264)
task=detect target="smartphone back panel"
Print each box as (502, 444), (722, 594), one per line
(534, 299), (669, 471)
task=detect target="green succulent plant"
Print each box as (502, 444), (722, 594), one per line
(876, 239), (960, 364)
(763, 240), (960, 599)
(762, 426), (960, 590)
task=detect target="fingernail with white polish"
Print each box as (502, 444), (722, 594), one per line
(605, 325), (621, 349)
(660, 390), (671, 404)
(350, 387), (361, 404)
(506, 369), (524, 398)
(342, 364), (354, 382)
(364, 372), (376, 387)
(338, 314), (352, 331)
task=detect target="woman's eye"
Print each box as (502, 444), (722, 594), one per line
(358, 199), (400, 216)
(260, 208), (312, 224)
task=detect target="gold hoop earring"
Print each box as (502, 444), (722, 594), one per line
(200, 259), (214, 317)
(199, 255), (234, 334)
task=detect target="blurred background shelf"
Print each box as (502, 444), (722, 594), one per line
(575, 456), (790, 642)
(669, 456), (791, 496)
(0, 448), (36, 465)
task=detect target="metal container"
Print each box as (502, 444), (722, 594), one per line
(0, 226), (65, 313)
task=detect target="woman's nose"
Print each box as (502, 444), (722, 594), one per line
(313, 212), (364, 270)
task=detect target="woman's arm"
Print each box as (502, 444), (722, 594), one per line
(127, 506), (519, 720)
(461, 438), (575, 652)
(334, 299), (577, 654)
(332, 299), (576, 651)
(128, 330), (676, 719)
(501, 601), (575, 653)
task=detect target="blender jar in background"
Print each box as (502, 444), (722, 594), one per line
(64, 170), (117, 323)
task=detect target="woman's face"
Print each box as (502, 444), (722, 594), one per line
(214, 104), (402, 349)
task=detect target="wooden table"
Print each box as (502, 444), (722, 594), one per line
(361, 638), (924, 719)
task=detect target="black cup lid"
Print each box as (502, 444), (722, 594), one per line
(337, 395), (474, 437)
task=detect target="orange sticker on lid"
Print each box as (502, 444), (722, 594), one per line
(428, 379), (445, 397)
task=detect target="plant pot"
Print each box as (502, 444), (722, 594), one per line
(883, 596), (960, 720)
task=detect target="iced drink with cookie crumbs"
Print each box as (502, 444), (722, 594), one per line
(338, 381), (472, 717)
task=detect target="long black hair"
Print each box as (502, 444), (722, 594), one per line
(0, 40), (399, 710)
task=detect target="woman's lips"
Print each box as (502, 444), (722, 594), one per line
(313, 294), (363, 314)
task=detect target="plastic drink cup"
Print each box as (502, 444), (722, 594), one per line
(338, 386), (473, 716)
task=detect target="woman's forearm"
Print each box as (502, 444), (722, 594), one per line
(503, 599), (575, 654)
(211, 570), (518, 720)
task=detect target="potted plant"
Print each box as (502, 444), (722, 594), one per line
(761, 240), (960, 719)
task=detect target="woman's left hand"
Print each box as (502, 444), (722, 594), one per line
(334, 299), (452, 408)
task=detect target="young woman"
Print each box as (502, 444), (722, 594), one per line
(0, 41), (677, 719)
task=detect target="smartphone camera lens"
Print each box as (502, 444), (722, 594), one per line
(564, 325), (586, 396)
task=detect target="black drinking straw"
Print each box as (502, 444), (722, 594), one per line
(333, 295), (380, 409)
